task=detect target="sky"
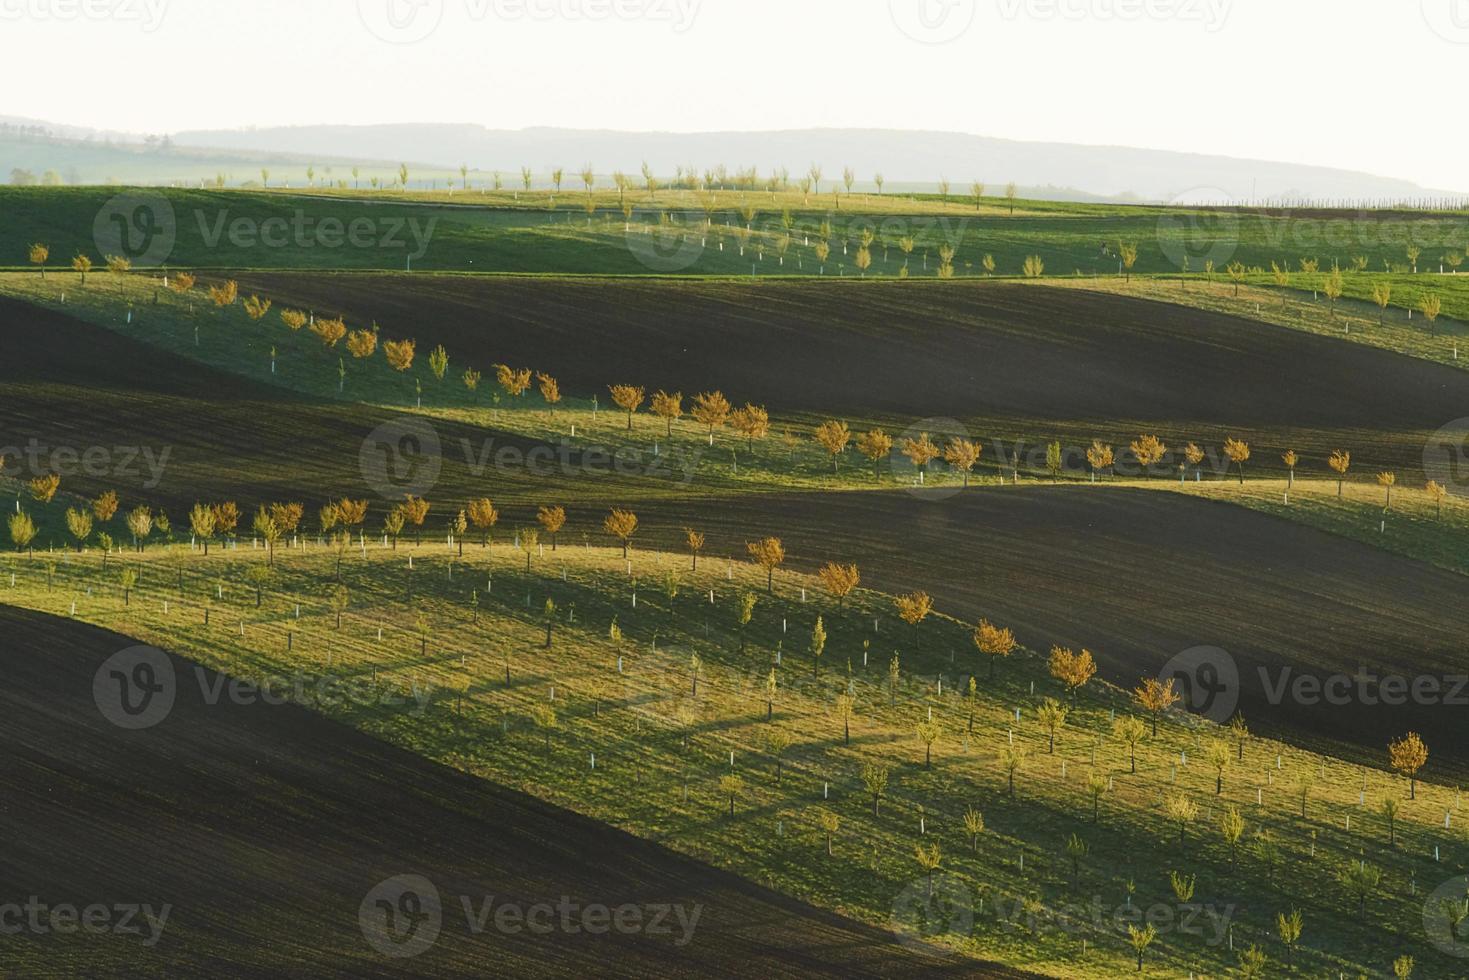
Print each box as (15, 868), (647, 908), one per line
(2, 0), (1466, 190)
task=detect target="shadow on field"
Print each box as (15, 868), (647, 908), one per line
(0, 605), (1019, 978)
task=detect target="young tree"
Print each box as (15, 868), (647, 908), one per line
(1113, 715), (1146, 773)
(963, 808), (985, 852)
(974, 619), (1016, 681)
(741, 593), (759, 654)
(125, 506), (153, 552)
(1339, 861), (1382, 922)
(189, 502), (217, 555)
(530, 704), (558, 753)
(1022, 255), (1044, 278)
(346, 328), (378, 360)
(1126, 923), (1157, 972)
(1228, 712), (1250, 759)
(1004, 182), (1018, 214)
(1165, 793), (1198, 848)
(814, 808), (841, 856)
(604, 508), (639, 558)
(65, 508), (93, 551)
(856, 429), (894, 479)
(72, 254), (93, 285)
(8, 512), (37, 553)
(943, 438), (981, 487)
(746, 537), (785, 592)
(834, 693), (856, 745)
(813, 420), (851, 473)
(895, 591), (933, 649)
(999, 743), (1027, 798)
(809, 615), (827, 676)
(900, 433), (940, 481)
(1035, 698), (1068, 753)
(1205, 739), (1232, 794)
(28, 243), (48, 278)
(1276, 909), (1303, 966)
(1281, 449), (1298, 489)
(1086, 440), (1114, 482)
(1220, 805), (1246, 870)
(536, 373), (561, 414)
(399, 495), (430, 544)
(252, 506), (282, 566)
(1380, 795), (1401, 846)
(29, 473), (60, 504)
(914, 843), (942, 899)
(1372, 281), (1393, 325)
(650, 390), (683, 436)
(1388, 732), (1428, 799)
(1130, 434), (1168, 477)
(1134, 677), (1180, 735)
(730, 404), (770, 453)
(1426, 479), (1448, 518)
(817, 561), (859, 610)
(466, 498), (499, 547)
(684, 527), (705, 570)
(861, 762), (889, 818)
(1329, 449), (1352, 497)
(384, 339), (416, 372)
(915, 719), (940, 768)
(1048, 646), (1097, 699)
(528, 505), (564, 550)
(1117, 241), (1139, 281)
(1223, 437), (1250, 484)
(427, 345), (449, 383)
(691, 391), (732, 445)
(609, 384), (646, 431)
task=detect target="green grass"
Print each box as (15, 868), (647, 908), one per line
(1, 500), (1463, 978)
(3, 185), (1465, 279)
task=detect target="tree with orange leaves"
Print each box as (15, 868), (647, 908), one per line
(537, 505), (566, 549)
(1049, 646), (1097, 699)
(691, 391), (732, 445)
(730, 404), (770, 453)
(466, 497), (499, 547)
(974, 619), (1016, 681)
(604, 508), (638, 558)
(536, 373), (562, 415)
(684, 527), (705, 570)
(1133, 677), (1181, 735)
(400, 495), (431, 544)
(609, 385), (645, 431)
(384, 339), (416, 372)
(650, 390), (683, 436)
(944, 438), (981, 487)
(813, 420), (851, 473)
(1388, 732), (1429, 799)
(895, 591), (933, 649)
(856, 429), (894, 480)
(817, 561), (860, 610)
(901, 433), (940, 482)
(746, 537), (786, 592)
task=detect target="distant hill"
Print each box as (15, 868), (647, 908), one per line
(170, 124), (1450, 204)
(3, 115), (1458, 203)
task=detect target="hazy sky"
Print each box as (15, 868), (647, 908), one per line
(4, 0), (1466, 189)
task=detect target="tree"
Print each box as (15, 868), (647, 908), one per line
(1388, 732), (1428, 799)
(1339, 861), (1382, 921)
(1220, 805), (1245, 870)
(817, 561), (859, 609)
(834, 693), (856, 745)
(691, 391), (732, 445)
(1205, 739), (1231, 794)
(1276, 909), (1303, 966)
(1393, 955), (1415, 979)
(915, 719), (940, 768)
(536, 373), (561, 414)
(809, 616), (827, 676)
(1323, 268), (1344, 316)
(1086, 440), (1114, 482)
(1035, 698), (1068, 753)
(650, 390), (683, 436)
(91, 490), (119, 525)
(1127, 923), (1157, 972)
(1427, 479), (1448, 518)
(854, 246), (872, 276)
(1380, 795), (1401, 846)
(1165, 793), (1198, 848)
(1130, 434), (1168, 476)
(1048, 646), (1096, 698)
(346, 328), (378, 359)
(1022, 254), (1044, 278)
(974, 619), (1016, 681)
(963, 808), (985, 852)
(684, 527), (705, 570)
(72, 254), (93, 285)
(1329, 449), (1351, 497)
(730, 404), (769, 452)
(741, 594), (760, 655)
(189, 502), (217, 555)
(609, 384), (646, 430)
(856, 429), (893, 479)
(1223, 437), (1250, 484)
(1378, 470), (1397, 509)
(1372, 282), (1393, 325)
(207, 279), (238, 310)
(399, 495), (430, 544)
(604, 508), (638, 558)
(1281, 450), (1298, 489)
(999, 744), (1026, 797)
(65, 508), (93, 551)
(1237, 945), (1267, 979)
(466, 498), (499, 547)
(125, 506), (153, 552)
(242, 294), (271, 321)
(1086, 774), (1108, 823)
(28, 243), (48, 278)
(1113, 715), (1146, 773)
(814, 808), (840, 856)
(495, 364), (533, 401)
(517, 527), (540, 572)
(462, 368), (482, 401)
(1117, 241), (1139, 281)
(427, 345), (449, 382)
(29, 473), (60, 504)
(900, 433), (940, 481)
(280, 308), (307, 332)
(895, 592), (932, 649)
(943, 438), (981, 487)
(1226, 261), (1247, 297)
(252, 506), (282, 566)
(861, 762), (889, 818)
(1229, 712), (1250, 759)
(914, 843), (942, 899)
(746, 537), (785, 592)
(1134, 677), (1180, 735)
(310, 317), (347, 347)
(384, 339), (416, 372)
(1004, 182), (1018, 214)
(536, 505), (566, 550)
(813, 420), (851, 473)
(8, 512), (36, 553)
